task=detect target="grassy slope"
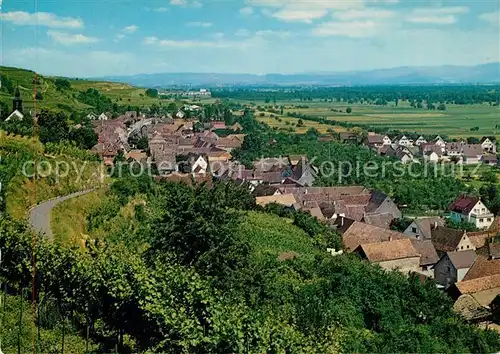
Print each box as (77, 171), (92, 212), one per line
(0, 131), (104, 219)
(239, 211), (320, 259)
(0, 66), (91, 111)
(0, 66), (166, 112)
(51, 189), (106, 247)
(69, 79), (164, 108)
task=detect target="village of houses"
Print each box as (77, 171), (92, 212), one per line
(87, 108), (500, 327)
(341, 131), (498, 165)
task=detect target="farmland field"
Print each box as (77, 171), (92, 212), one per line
(235, 98), (499, 138)
(256, 111), (347, 134)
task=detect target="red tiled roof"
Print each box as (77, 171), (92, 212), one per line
(449, 194), (479, 215)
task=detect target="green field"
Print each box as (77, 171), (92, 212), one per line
(256, 111), (347, 134)
(236, 98), (500, 138)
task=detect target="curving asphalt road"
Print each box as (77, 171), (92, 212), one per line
(29, 189), (94, 240)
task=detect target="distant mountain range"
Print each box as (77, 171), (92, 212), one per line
(96, 62), (500, 87)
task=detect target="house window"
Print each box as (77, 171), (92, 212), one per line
(488, 218), (492, 222)
(480, 219), (484, 222)
(461, 246), (464, 250)
(446, 266), (451, 272)
(411, 227), (417, 233)
(482, 208), (485, 213)
(467, 245), (469, 249)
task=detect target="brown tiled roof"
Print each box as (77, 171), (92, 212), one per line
(281, 186), (368, 196)
(490, 243), (500, 259)
(455, 274), (500, 295)
(261, 171), (284, 184)
(413, 217), (445, 239)
(308, 207), (325, 220)
(446, 250), (477, 269)
(126, 150), (147, 162)
(463, 255), (500, 281)
(357, 239), (419, 263)
(346, 205), (367, 221)
(157, 173), (212, 186)
(411, 240), (439, 266)
(431, 227), (466, 253)
(449, 194), (479, 215)
(367, 135), (384, 144)
(256, 194), (297, 207)
(468, 233), (492, 249)
(489, 217), (500, 231)
(462, 144), (483, 158)
(365, 191), (389, 213)
(216, 137), (243, 149)
(342, 221), (405, 251)
(363, 213), (394, 229)
(252, 184), (280, 197)
(453, 294), (491, 321)
(254, 158), (288, 172)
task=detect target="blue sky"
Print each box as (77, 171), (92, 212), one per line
(1, 0), (499, 77)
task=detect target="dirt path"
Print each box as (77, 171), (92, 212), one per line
(28, 189), (93, 240)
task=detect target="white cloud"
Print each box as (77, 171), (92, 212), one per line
(47, 30), (99, 45)
(187, 21), (213, 28)
(240, 7), (254, 15)
(271, 8), (328, 23)
(406, 6), (468, 25)
(255, 30), (291, 39)
(123, 25), (139, 34)
(312, 20), (380, 37)
(0, 11), (83, 28)
(235, 29), (251, 37)
(254, 0), (366, 23)
(411, 6), (469, 15)
(144, 36), (159, 45)
(213, 32), (225, 39)
(154, 7), (169, 12)
(170, 0), (202, 7)
(479, 11), (499, 25)
(406, 15), (457, 25)
(333, 8), (395, 21)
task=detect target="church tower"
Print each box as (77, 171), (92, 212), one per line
(13, 87), (23, 113)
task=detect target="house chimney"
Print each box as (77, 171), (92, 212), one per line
(389, 236), (393, 241)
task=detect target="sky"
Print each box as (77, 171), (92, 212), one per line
(0, 0), (499, 77)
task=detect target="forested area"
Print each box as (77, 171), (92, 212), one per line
(214, 85), (500, 105)
(1, 174), (500, 352)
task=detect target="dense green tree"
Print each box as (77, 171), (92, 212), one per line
(145, 88), (158, 98)
(54, 78), (71, 91)
(69, 125), (98, 149)
(38, 109), (70, 144)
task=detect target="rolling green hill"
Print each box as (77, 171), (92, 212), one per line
(0, 66), (163, 114)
